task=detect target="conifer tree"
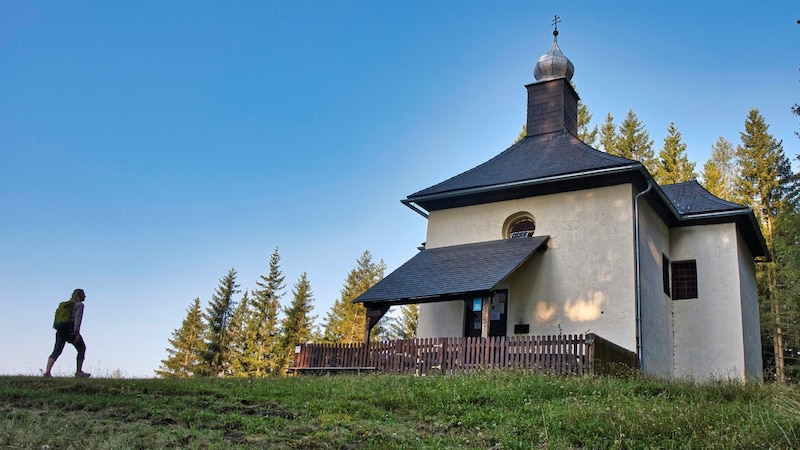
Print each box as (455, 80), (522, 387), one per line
(246, 247), (285, 376)
(735, 109), (793, 382)
(384, 304), (420, 340)
(513, 124), (526, 145)
(202, 267), (240, 377)
(701, 136), (737, 201)
(577, 102), (598, 147)
(277, 272), (316, 373)
(156, 298), (206, 378)
(774, 206), (800, 381)
(599, 112), (616, 154)
(224, 291), (251, 377)
(321, 251), (387, 343)
(615, 108), (655, 172)
(653, 122), (696, 185)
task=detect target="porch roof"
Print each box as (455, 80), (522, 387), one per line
(354, 235), (549, 305)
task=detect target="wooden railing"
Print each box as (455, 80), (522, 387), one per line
(290, 333), (636, 376)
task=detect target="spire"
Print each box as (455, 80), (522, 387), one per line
(533, 15), (574, 82)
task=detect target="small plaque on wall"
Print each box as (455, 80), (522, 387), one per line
(514, 324), (530, 334)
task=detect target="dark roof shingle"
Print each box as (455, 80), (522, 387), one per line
(354, 236), (549, 304)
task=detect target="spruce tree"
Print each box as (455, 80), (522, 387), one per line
(577, 102), (598, 147)
(774, 206), (800, 381)
(224, 291), (251, 377)
(202, 267), (240, 377)
(653, 122), (696, 185)
(155, 298), (206, 378)
(321, 250), (387, 343)
(277, 272), (316, 373)
(735, 109), (793, 382)
(384, 304), (420, 340)
(599, 112), (616, 154)
(247, 247), (285, 376)
(513, 124), (526, 145)
(615, 108), (655, 172)
(702, 136), (737, 201)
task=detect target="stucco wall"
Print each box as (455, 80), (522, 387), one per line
(737, 232), (763, 380)
(637, 198), (674, 379)
(671, 223), (747, 380)
(416, 184), (639, 352)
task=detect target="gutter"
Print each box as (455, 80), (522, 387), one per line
(633, 180), (653, 372)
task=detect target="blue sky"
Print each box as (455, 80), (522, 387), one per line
(2, 2), (797, 377)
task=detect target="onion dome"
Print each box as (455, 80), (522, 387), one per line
(534, 19), (574, 82)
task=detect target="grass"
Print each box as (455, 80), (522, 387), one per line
(2, 371), (799, 449)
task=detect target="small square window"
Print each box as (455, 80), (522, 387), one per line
(671, 260), (698, 300)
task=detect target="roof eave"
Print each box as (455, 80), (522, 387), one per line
(404, 163), (644, 215)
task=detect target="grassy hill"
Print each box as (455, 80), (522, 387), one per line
(2, 371), (799, 449)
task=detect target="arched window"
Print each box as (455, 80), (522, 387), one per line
(504, 213), (535, 238)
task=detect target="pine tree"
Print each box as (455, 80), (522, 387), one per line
(653, 122), (696, 185)
(277, 272), (316, 373)
(701, 136), (737, 201)
(224, 291), (251, 377)
(155, 298), (206, 378)
(735, 109), (793, 382)
(246, 247), (285, 376)
(599, 112), (616, 154)
(202, 267), (240, 377)
(615, 108), (655, 172)
(322, 251), (387, 343)
(384, 304), (420, 340)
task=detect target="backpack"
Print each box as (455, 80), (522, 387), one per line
(53, 300), (74, 329)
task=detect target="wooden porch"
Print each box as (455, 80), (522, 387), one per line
(289, 333), (637, 376)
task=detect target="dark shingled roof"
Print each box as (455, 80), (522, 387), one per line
(354, 236), (549, 305)
(660, 180), (747, 215)
(409, 131), (639, 200)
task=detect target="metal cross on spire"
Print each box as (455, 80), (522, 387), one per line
(552, 15), (561, 40)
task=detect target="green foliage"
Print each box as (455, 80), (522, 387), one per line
(577, 101), (598, 146)
(156, 298), (206, 378)
(653, 122), (696, 185)
(244, 247), (285, 376)
(774, 207), (800, 381)
(384, 304), (420, 340)
(4, 373), (800, 449)
(224, 291), (252, 377)
(321, 251), (387, 344)
(512, 124), (526, 145)
(735, 109), (794, 382)
(735, 109), (792, 222)
(614, 108), (655, 172)
(202, 268), (241, 377)
(278, 273), (316, 373)
(702, 136), (737, 201)
(599, 111), (616, 154)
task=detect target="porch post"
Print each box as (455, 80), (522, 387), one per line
(364, 303), (390, 344)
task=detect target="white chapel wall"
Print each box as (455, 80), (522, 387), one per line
(671, 223), (747, 381)
(636, 197), (674, 379)
(416, 184), (638, 352)
(737, 232), (763, 380)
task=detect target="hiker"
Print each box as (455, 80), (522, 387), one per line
(44, 288), (90, 377)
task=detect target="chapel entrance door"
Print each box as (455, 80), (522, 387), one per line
(463, 290), (508, 338)
(488, 290), (508, 337)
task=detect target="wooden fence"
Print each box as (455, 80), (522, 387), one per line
(290, 333), (637, 376)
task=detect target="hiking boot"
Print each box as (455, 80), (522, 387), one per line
(75, 371), (91, 378)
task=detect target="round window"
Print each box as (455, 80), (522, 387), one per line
(505, 213), (535, 238)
